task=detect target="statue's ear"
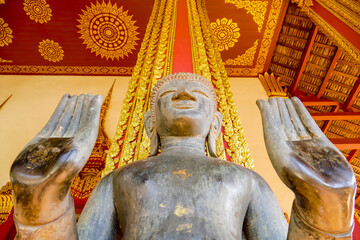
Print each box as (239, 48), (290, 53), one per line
(144, 110), (159, 156)
(207, 111), (223, 157)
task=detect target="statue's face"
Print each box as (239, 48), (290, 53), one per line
(155, 79), (214, 138)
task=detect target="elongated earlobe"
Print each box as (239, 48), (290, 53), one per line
(144, 110), (159, 156)
(207, 111), (223, 157)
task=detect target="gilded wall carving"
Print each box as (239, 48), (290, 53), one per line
(38, 39), (64, 62)
(23, 0), (52, 24)
(0, 18), (13, 47)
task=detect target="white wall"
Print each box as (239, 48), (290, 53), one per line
(0, 75), (293, 214)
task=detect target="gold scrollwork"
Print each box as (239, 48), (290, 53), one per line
(210, 17), (240, 51)
(0, 182), (13, 224)
(38, 39), (64, 62)
(103, 0), (177, 176)
(315, 0), (360, 35)
(225, 0), (268, 33)
(23, 0), (52, 24)
(225, 39), (259, 66)
(77, 1), (139, 60)
(188, 0), (254, 169)
(290, 0), (313, 13)
(0, 18), (13, 47)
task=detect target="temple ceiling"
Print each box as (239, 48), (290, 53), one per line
(0, 0), (285, 76)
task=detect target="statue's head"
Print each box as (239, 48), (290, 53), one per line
(144, 72), (222, 157)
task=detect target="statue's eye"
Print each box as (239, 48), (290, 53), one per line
(159, 90), (175, 97)
(192, 90), (209, 98)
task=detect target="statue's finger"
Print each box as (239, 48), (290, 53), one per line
(78, 94), (94, 131)
(37, 94), (70, 138)
(284, 98), (311, 140)
(269, 97), (287, 140)
(71, 95), (103, 167)
(51, 95), (78, 137)
(277, 98), (299, 141)
(64, 95), (85, 137)
(256, 99), (286, 142)
(291, 97), (324, 138)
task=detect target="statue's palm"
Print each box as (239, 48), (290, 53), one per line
(257, 97), (356, 232)
(10, 94), (103, 226)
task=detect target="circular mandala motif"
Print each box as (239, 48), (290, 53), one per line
(38, 39), (64, 62)
(77, 1), (139, 60)
(23, 0), (52, 24)
(210, 18), (240, 52)
(0, 18), (13, 47)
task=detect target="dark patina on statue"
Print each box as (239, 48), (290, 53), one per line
(10, 73), (356, 239)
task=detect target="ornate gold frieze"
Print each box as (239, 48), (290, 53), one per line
(77, 1), (139, 61)
(38, 39), (64, 62)
(225, 0), (268, 33)
(210, 17), (240, 51)
(291, 0), (313, 13)
(307, 8), (360, 64)
(23, 0), (52, 24)
(225, 39), (259, 66)
(316, 0), (360, 35)
(103, 0), (177, 176)
(227, 0), (284, 75)
(0, 65), (133, 75)
(0, 18), (13, 47)
(0, 182), (12, 224)
(188, 0), (254, 169)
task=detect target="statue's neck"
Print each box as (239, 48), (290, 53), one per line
(160, 136), (206, 156)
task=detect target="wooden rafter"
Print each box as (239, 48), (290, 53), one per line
(316, 48), (342, 98)
(345, 76), (360, 109)
(347, 149), (359, 164)
(329, 138), (360, 149)
(311, 112), (360, 120)
(292, 25), (319, 92)
(322, 105), (339, 133)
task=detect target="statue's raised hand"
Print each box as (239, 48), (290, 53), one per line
(257, 97), (356, 237)
(10, 94), (103, 229)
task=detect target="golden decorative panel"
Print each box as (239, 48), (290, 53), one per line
(0, 18), (13, 47)
(77, 1), (140, 61)
(0, 182), (12, 224)
(23, 0), (52, 24)
(225, 0), (268, 33)
(210, 17), (240, 51)
(188, 0), (254, 169)
(225, 39), (259, 66)
(38, 39), (64, 62)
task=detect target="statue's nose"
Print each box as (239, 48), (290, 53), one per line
(172, 89), (197, 101)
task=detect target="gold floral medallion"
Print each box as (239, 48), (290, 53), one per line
(210, 18), (240, 51)
(77, 1), (139, 60)
(0, 18), (13, 47)
(38, 39), (64, 62)
(23, 0), (52, 24)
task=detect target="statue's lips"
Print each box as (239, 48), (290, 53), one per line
(171, 100), (197, 109)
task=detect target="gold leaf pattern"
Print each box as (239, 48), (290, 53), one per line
(38, 39), (64, 62)
(77, 1), (139, 60)
(225, 39), (259, 66)
(0, 18), (13, 47)
(210, 17), (240, 51)
(225, 0), (268, 33)
(23, 0), (52, 24)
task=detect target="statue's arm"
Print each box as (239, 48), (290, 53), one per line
(257, 97), (356, 239)
(243, 171), (288, 240)
(78, 173), (119, 240)
(10, 94), (103, 239)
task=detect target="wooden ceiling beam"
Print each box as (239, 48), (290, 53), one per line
(345, 76), (360, 109)
(322, 105), (339, 134)
(291, 25), (319, 92)
(316, 48), (342, 98)
(329, 138), (360, 149)
(311, 112), (360, 120)
(347, 149), (359, 164)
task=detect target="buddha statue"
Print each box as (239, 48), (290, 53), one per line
(10, 73), (356, 239)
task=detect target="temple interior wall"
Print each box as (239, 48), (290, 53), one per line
(0, 75), (293, 214)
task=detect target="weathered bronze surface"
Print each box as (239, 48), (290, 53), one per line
(10, 73), (356, 239)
